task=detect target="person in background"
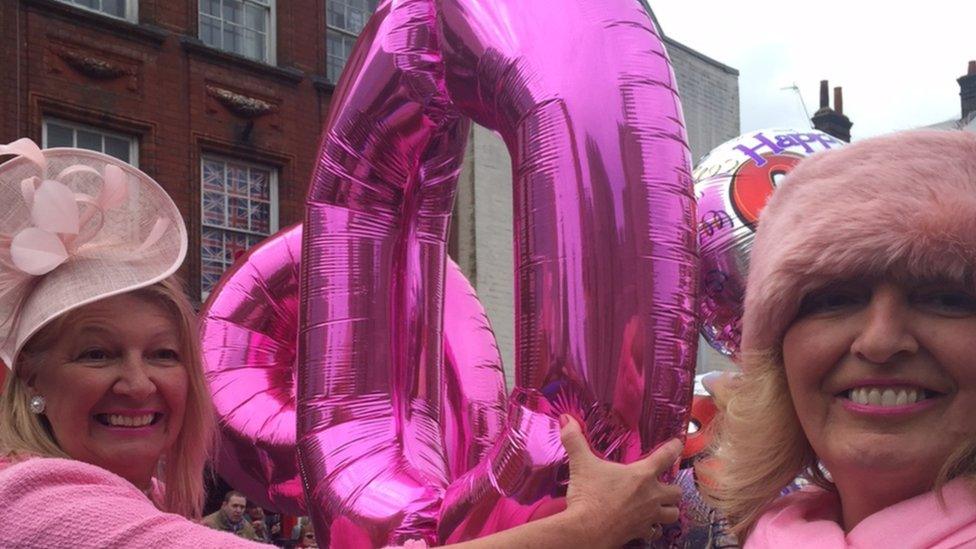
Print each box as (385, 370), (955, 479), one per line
(291, 516), (309, 542)
(202, 490), (258, 540)
(297, 521), (317, 548)
(244, 500), (281, 543)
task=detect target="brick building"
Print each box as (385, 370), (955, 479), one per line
(0, 0), (373, 300)
(1, 0), (740, 385)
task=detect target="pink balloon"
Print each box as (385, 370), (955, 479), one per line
(201, 223), (506, 517)
(202, 224), (305, 515)
(302, 0), (697, 545)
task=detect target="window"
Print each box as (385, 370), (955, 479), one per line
(199, 0), (275, 64)
(42, 118), (139, 166)
(57, 0), (138, 22)
(200, 156), (279, 298)
(326, 0), (378, 83)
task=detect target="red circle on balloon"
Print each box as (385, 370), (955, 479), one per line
(730, 152), (803, 228)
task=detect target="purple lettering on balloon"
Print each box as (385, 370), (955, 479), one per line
(734, 132), (783, 167)
(735, 131), (844, 167)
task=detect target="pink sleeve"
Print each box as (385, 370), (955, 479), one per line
(0, 457), (266, 548)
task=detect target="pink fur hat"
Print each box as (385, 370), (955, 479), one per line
(741, 129), (976, 353)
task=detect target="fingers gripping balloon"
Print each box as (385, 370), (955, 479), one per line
(301, 0), (697, 545)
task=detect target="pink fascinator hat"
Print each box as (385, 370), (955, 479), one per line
(0, 138), (187, 369)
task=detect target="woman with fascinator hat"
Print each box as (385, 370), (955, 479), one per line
(710, 130), (976, 547)
(0, 139), (683, 548)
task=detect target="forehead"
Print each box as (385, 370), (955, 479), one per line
(228, 496), (246, 505)
(64, 294), (179, 334)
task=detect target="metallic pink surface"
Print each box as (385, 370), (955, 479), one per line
(201, 224), (305, 516)
(301, 0), (698, 545)
(201, 224), (506, 519)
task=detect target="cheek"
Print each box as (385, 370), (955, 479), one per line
(782, 321), (843, 423)
(783, 324), (825, 392)
(162, 368), (190, 419)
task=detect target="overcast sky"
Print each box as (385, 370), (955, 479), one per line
(651, 2), (973, 140)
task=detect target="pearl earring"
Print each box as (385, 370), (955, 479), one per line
(29, 395), (45, 414)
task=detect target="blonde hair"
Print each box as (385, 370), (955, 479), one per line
(709, 348), (976, 541)
(0, 278), (215, 519)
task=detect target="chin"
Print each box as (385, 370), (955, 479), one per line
(827, 436), (943, 481)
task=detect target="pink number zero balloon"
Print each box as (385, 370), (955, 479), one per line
(301, 0), (698, 545)
(201, 223), (506, 518)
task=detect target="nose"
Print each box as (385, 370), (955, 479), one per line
(113, 354), (157, 399)
(850, 285), (919, 363)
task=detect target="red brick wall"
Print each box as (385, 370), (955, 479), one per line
(0, 0), (336, 301)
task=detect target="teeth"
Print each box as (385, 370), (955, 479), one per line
(105, 414), (154, 427)
(846, 387), (928, 407)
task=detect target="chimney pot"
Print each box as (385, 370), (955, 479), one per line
(959, 62), (976, 121)
(812, 80), (853, 142)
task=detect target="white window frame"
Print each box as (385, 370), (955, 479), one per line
(326, 0), (378, 83)
(198, 0), (277, 65)
(42, 117), (140, 167)
(57, 0), (139, 23)
(199, 154), (279, 299)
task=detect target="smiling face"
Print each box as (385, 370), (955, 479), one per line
(26, 293), (188, 489)
(783, 277), (976, 500)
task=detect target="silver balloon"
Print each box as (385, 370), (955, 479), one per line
(695, 128), (844, 357)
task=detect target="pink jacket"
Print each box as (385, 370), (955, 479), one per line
(0, 456), (267, 548)
(746, 478), (976, 548)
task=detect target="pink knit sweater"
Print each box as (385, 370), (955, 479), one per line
(0, 456), (267, 548)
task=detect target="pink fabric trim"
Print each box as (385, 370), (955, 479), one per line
(746, 479), (976, 548)
(0, 456), (266, 548)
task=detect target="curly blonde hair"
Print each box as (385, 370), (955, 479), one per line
(0, 278), (216, 519)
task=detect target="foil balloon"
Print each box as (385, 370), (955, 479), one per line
(201, 224), (305, 515)
(301, 0), (698, 546)
(695, 129), (844, 357)
(201, 223), (506, 517)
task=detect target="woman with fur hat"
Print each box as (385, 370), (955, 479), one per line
(0, 139), (682, 548)
(712, 129), (976, 547)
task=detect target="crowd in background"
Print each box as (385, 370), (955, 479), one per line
(202, 488), (316, 547)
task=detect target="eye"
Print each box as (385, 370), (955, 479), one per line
(914, 288), (976, 316)
(150, 348), (181, 362)
(75, 348), (111, 362)
(797, 287), (868, 317)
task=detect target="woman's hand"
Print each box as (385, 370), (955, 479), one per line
(560, 415), (683, 547)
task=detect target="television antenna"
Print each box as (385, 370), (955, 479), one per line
(781, 83), (814, 128)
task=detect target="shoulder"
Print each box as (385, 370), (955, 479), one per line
(0, 457), (265, 548)
(202, 510), (222, 528)
(0, 455), (143, 499)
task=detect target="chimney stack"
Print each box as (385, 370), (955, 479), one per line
(811, 79), (853, 142)
(959, 61), (976, 122)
